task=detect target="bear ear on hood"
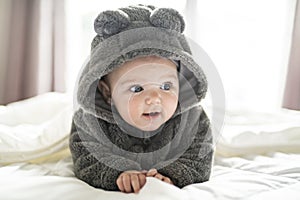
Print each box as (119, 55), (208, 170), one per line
(94, 10), (130, 38)
(150, 8), (185, 33)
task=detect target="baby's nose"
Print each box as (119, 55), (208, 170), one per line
(145, 90), (162, 105)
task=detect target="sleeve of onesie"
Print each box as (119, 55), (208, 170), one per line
(155, 106), (214, 188)
(69, 112), (142, 191)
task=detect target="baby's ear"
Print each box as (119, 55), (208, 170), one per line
(94, 10), (130, 38)
(98, 80), (111, 104)
(150, 8), (185, 33)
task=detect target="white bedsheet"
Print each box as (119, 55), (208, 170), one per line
(0, 153), (299, 200)
(0, 92), (300, 200)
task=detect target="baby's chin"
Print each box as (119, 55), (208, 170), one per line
(136, 124), (162, 132)
(128, 119), (165, 132)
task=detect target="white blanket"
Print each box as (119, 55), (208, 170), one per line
(0, 92), (300, 200)
(0, 92), (72, 163)
(1, 153), (299, 200)
(217, 109), (300, 157)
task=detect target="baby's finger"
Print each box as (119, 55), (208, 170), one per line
(154, 173), (164, 180)
(162, 177), (173, 184)
(131, 174), (140, 193)
(116, 176), (125, 192)
(146, 168), (157, 177)
(122, 174), (132, 193)
(138, 173), (146, 187)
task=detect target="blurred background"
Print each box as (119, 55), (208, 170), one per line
(0, 0), (299, 113)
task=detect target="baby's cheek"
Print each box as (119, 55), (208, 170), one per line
(128, 96), (142, 120)
(162, 93), (178, 118)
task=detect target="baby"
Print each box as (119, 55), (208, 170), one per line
(70, 5), (214, 193)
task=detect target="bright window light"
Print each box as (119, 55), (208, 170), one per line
(188, 0), (296, 112)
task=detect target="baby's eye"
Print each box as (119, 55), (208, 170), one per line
(160, 82), (172, 91)
(130, 85), (144, 93)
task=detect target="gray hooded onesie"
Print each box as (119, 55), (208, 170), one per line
(69, 5), (214, 191)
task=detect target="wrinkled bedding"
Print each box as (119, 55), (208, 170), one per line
(0, 92), (300, 200)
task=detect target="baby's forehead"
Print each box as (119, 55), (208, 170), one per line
(122, 55), (176, 68)
(108, 56), (178, 78)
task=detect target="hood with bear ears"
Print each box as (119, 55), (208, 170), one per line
(75, 5), (208, 123)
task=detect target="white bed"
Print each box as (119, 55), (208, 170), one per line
(1, 92), (300, 200)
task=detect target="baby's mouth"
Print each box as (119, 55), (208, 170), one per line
(142, 112), (161, 119)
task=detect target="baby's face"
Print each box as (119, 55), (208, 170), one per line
(106, 56), (179, 131)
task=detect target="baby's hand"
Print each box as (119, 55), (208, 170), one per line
(146, 168), (173, 185)
(116, 170), (147, 193)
